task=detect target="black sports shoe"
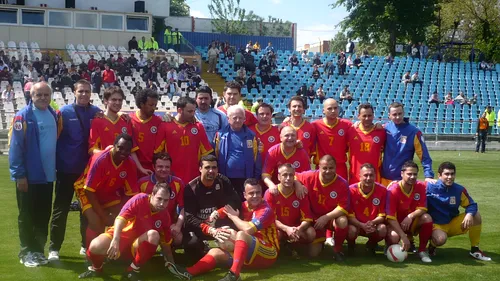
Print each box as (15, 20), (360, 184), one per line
(166, 262), (192, 280)
(79, 267), (102, 279)
(409, 241), (417, 253)
(218, 271), (242, 281)
(122, 270), (141, 281)
(428, 245), (436, 257)
(333, 251), (345, 262)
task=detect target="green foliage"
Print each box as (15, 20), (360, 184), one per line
(329, 32), (348, 53)
(333, 0), (438, 55)
(170, 0), (190, 17)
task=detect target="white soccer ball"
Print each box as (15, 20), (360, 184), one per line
(386, 244), (408, 262)
(215, 228), (237, 252)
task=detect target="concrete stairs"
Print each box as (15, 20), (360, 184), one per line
(201, 61), (226, 96)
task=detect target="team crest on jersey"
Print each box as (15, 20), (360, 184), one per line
(400, 136), (407, 144)
(170, 191), (176, 199)
(292, 200), (300, 208)
(414, 193), (420, 200)
(372, 198), (380, 206)
(373, 136), (380, 143)
(268, 136), (276, 143)
(121, 127), (128, 134)
(292, 161), (301, 168)
(155, 220), (162, 228)
(338, 129), (345, 136)
(191, 127), (198, 135)
(119, 171), (127, 178)
(450, 196), (456, 205)
(13, 120), (23, 131)
(215, 184), (221, 190)
(150, 126), (157, 133)
(330, 191), (337, 199)
(247, 140), (254, 148)
(303, 132), (310, 139)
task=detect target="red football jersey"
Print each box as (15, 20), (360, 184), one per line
(130, 111), (163, 171)
(281, 119), (316, 155)
(241, 200), (279, 249)
(262, 143), (311, 184)
(154, 120), (213, 184)
(89, 115), (136, 154)
(312, 118), (351, 165)
(348, 183), (387, 223)
(296, 170), (349, 218)
(137, 174), (185, 222)
(218, 105), (258, 127)
(115, 193), (173, 246)
(264, 186), (313, 227)
(79, 146), (138, 205)
(386, 181), (427, 223)
(347, 125), (386, 184)
(249, 124), (281, 165)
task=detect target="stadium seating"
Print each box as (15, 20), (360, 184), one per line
(196, 46), (500, 135)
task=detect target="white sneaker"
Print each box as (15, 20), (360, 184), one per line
(32, 252), (49, 265)
(80, 247), (87, 256)
(20, 252), (39, 268)
(324, 237), (335, 247)
(48, 251), (60, 261)
(419, 251), (432, 263)
(470, 250), (492, 261)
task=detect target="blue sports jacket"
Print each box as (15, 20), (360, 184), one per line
(382, 121), (434, 180)
(426, 179), (478, 225)
(214, 124), (261, 179)
(9, 103), (58, 183)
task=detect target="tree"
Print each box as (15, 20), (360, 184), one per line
(333, 0), (438, 55)
(329, 32), (348, 53)
(170, 0), (190, 17)
(208, 0), (248, 34)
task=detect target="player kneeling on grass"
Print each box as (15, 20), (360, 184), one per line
(167, 178), (279, 281)
(79, 183), (176, 280)
(426, 162), (491, 261)
(385, 161), (433, 263)
(264, 163), (316, 257)
(347, 163), (387, 255)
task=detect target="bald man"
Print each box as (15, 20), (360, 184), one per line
(312, 98), (352, 180)
(9, 82), (58, 267)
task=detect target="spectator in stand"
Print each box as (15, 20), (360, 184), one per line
(234, 70), (246, 87)
(260, 71), (270, 88)
(346, 39), (355, 54)
(289, 53), (300, 69)
(301, 50), (310, 64)
(97, 57), (106, 71)
(225, 47), (234, 61)
(146, 79), (157, 91)
(12, 68), (23, 84)
(236, 65), (246, 80)
(244, 52), (256, 73)
(0, 67), (11, 84)
(325, 61), (335, 78)
(116, 53), (124, 64)
(192, 74), (201, 87)
(87, 55), (97, 72)
(0, 51), (8, 64)
(90, 67), (102, 94)
(253, 41), (261, 53)
(246, 72), (259, 93)
(32, 58), (43, 74)
(263, 42), (274, 54)
(246, 41), (253, 53)
(401, 71), (411, 86)
(476, 112), (489, 153)
(2, 84), (14, 102)
(312, 65), (321, 81)
(361, 49), (370, 59)
(234, 50), (244, 71)
(23, 77), (33, 103)
(166, 68), (178, 82)
(207, 43), (219, 74)
(296, 84), (308, 102)
(444, 92), (454, 105)
(167, 79), (180, 98)
(128, 36), (138, 51)
(79, 69), (90, 81)
(428, 91), (441, 105)
(352, 56), (363, 68)
(316, 85), (326, 103)
(144, 66), (159, 83)
(270, 71), (281, 89)
(385, 55), (394, 65)
(137, 54), (147, 71)
(178, 69), (188, 86)
(259, 56), (270, 74)
(138, 36), (147, 51)
(313, 55), (323, 66)
(102, 64), (116, 89)
(484, 106), (496, 135)
(454, 92), (471, 107)
(346, 55), (354, 68)
(340, 85), (354, 103)
(420, 42), (429, 59)
(470, 94), (478, 105)
(127, 54), (138, 69)
(411, 43), (419, 59)
(106, 54), (115, 68)
(305, 85), (316, 103)
(145, 37), (159, 51)
(25, 65), (39, 83)
(338, 52), (346, 75)
(411, 71), (423, 86)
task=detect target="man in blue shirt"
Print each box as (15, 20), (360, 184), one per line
(195, 86), (227, 146)
(48, 80), (101, 261)
(214, 105), (261, 199)
(9, 82), (58, 267)
(426, 162), (491, 261)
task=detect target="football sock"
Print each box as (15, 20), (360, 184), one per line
(128, 241), (157, 272)
(469, 224), (481, 248)
(85, 227), (99, 249)
(334, 225), (348, 253)
(87, 249), (105, 271)
(418, 222), (433, 252)
(230, 240), (249, 276)
(187, 254), (216, 276)
(326, 229), (333, 239)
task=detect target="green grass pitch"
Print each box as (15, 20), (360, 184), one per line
(0, 152), (499, 281)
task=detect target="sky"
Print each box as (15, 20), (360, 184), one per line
(186, 0), (349, 49)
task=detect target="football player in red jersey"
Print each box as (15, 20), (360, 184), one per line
(129, 88), (163, 176)
(79, 183), (175, 280)
(347, 164), (387, 255)
(249, 103), (280, 165)
(137, 152), (184, 246)
(296, 155), (350, 261)
(264, 163), (316, 256)
(386, 161), (433, 263)
(167, 178), (279, 281)
(280, 96), (316, 155)
(218, 81), (258, 127)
